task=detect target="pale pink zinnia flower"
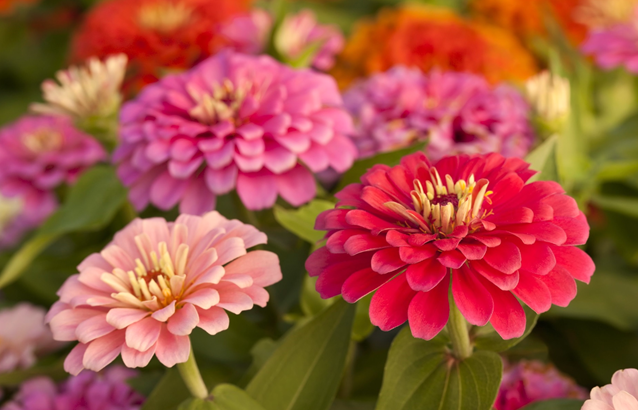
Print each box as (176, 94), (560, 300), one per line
(0, 304), (60, 373)
(115, 50), (356, 212)
(343, 66), (534, 161)
(47, 211), (282, 374)
(495, 360), (587, 410)
(583, 369), (638, 410)
(1, 366), (144, 410)
(582, 7), (638, 73)
(0, 115), (106, 242)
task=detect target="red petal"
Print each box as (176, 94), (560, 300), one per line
(408, 233), (437, 247)
(313, 254), (373, 298)
(507, 181), (564, 209)
(483, 241), (521, 274)
(457, 240), (487, 260)
(469, 234), (502, 247)
(471, 260), (519, 291)
(504, 222), (567, 245)
(482, 281), (526, 340)
(452, 265), (494, 326)
(371, 248), (406, 274)
(326, 230), (364, 254)
(406, 258), (447, 292)
(344, 234), (390, 255)
(438, 250), (467, 269)
(335, 183), (364, 208)
(386, 230), (410, 247)
(553, 213), (589, 246)
(342, 268), (396, 303)
(346, 210), (397, 232)
(543, 194), (579, 218)
(539, 266), (577, 307)
(489, 173), (524, 205)
(400, 244), (437, 264)
(361, 186), (401, 218)
(369, 274), (417, 331)
(434, 237), (462, 252)
(408, 277), (450, 340)
(513, 271), (552, 314)
(488, 207), (534, 225)
(315, 209), (351, 230)
(528, 202), (554, 222)
(551, 245), (595, 284)
(306, 247), (358, 277)
(519, 242), (556, 276)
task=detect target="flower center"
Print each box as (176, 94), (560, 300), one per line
(385, 167), (492, 236)
(187, 79), (250, 125)
(21, 129), (63, 154)
(0, 194), (22, 233)
(137, 1), (193, 33)
(101, 239), (190, 308)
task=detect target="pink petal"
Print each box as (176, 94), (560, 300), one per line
(205, 165), (238, 195)
(483, 242), (521, 274)
(106, 308), (149, 329)
(539, 266), (577, 307)
(151, 301), (176, 322)
(64, 343), (88, 376)
(125, 317), (162, 352)
(196, 306), (230, 335)
(76, 314), (115, 344)
(452, 265), (494, 326)
(371, 248), (406, 274)
(406, 258), (447, 292)
(167, 303), (200, 336)
(483, 281), (526, 339)
(50, 308), (103, 341)
(223, 250), (282, 287)
(155, 326), (190, 367)
(83, 330), (125, 372)
(236, 171), (278, 210)
(183, 288), (220, 309)
(217, 286), (254, 314)
(553, 214), (590, 246)
(276, 165), (316, 207)
(408, 276), (450, 340)
(369, 274), (417, 331)
(149, 170), (189, 210)
(551, 245), (595, 284)
(513, 272), (552, 314)
(519, 242), (556, 276)
(471, 260), (519, 291)
(341, 267), (396, 303)
(121, 344), (156, 369)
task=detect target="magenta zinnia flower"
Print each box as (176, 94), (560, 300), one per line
(1, 366), (144, 410)
(306, 152), (594, 340)
(583, 369), (638, 410)
(47, 211), (282, 374)
(582, 9), (638, 73)
(343, 67), (534, 160)
(495, 360), (587, 410)
(115, 50), (356, 212)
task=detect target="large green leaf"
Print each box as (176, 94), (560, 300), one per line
(274, 200), (335, 244)
(473, 306), (539, 352)
(178, 385), (266, 410)
(142, 368), (191, 410)
(246, 299), (356, 410)
(376, 327), (502, 410)
(525, 136), (558, 183)
(336, 143), (426, 191)
(591, 195), (638, 218)
(0, 166), (128, 288)
(519, 399), (584, 410)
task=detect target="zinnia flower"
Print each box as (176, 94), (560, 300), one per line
(330, 5), (537, 89)
(115, 50), (356, 213)
(220, 9), (344, 71)
(0, 304), (59, 373)
(47, 211), (282, 374)
(470, 0), (588, 45)
(495, 360), (587, 410)
(70, 0), (250, 88)
(581, 7), (638, 74)
(1, 366), (144, 410)
(0, 115), (106, 235)
(306, 152), (594, 340)
(344, 66), (534, 160)
(583, 368), (638, 410)
(30, 54), (127, 122)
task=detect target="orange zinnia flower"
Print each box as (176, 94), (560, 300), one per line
(470, 0), (589, 44)
(331, 6), (537, 89)
(70, 0), (250, 90)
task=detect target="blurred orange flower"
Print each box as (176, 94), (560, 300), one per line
(470, 0), (589, 44)
(331, 6), (537, 89)
(70, 0), (250, 89)
(0, 0), (38, 15)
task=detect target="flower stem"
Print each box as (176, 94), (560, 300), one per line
(447, 290), (472, 360)
(177, 348), (208, 399)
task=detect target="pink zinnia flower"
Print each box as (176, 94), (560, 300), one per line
(306, 152), (594, 340)
(0, 304), (59, 373)
(115, 50), (356, 212)
(582, 7), (638, 73)
(495, 360), (587, 410)
(47, 211), (282, 374)
(583, 369), (638, 410)
(1, 366), (144, 410)
(343, 67), (534, 160)
(0, 115), (106, 238)
(220, 9), (344, 71)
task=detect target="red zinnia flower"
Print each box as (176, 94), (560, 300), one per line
(306, 152), (594, 340)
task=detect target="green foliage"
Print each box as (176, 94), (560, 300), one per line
(473, 306), (539, 352)
(247, 299), (356, 410)
(376, 328), (502, 410)
(525, 136), (558, 183)
(274, 200), (335, 244)
(178, 385), (265, 410)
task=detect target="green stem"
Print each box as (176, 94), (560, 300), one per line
(177, 348), (208, 399)
(447, 288), (472, 360)
(338, 339), (357, 399)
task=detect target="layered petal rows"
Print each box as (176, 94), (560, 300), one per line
(115, 50), (357, 213)
(47, 211), (282, 374)
(306, 152), (594, 340)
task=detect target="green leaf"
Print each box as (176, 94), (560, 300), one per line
(178, 384), (266, 410)
(300, 275), (334, 318)
(591, 195), (638, 218)
(246, 299), (356, 410)
(519, 399), (584, 410)
(473, 306), (539, 352)
(595, 160), (638, 183)
(352, 294), (374, 342)
(376, 327), (502, 410)
(336, 143), (426, 191)
(142, 368), (191, 410)
(274, 200), (335, 244)
(525, 135), (558, 182)
(0, 166), (128, 288)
